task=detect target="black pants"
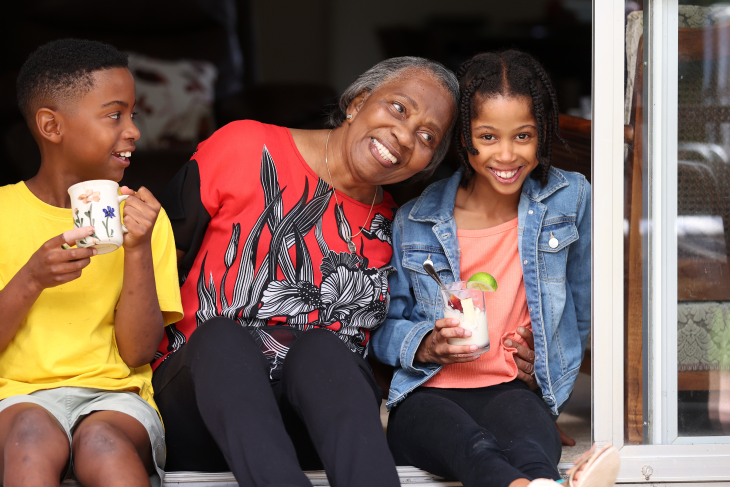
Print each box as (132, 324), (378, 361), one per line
(387, 380), (561, 487)
(152, 317), (400, 487)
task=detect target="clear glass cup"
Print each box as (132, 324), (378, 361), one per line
(440, 281), (490, 355)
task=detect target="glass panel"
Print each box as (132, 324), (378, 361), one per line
(624, 0), (646, 445)
(676, 2), (730, 437)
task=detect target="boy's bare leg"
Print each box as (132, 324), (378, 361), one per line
(72, 411), (153, 487)
(0, 403), (70, 486)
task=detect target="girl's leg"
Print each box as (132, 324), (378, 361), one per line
(387, 389), (527, 487)
(153, 317), (310, 486)
(278, 328), (400, 487)
(463, 382), (562, 481)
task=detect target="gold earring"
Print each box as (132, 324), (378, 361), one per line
(346, 114), (353, 120)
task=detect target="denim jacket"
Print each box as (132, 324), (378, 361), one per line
(370, 167), (591, 416)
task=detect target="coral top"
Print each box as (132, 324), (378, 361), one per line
(425, 217), (532, 389)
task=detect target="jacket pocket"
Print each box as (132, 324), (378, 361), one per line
(402, 248), (451, 319)
(538, 219), (578, 281)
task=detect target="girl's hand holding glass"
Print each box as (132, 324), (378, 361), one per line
(415, 318), (481, 364)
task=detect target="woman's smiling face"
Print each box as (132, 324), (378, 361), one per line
(342, 72), (455, 186)
(467, 94), (539, 197)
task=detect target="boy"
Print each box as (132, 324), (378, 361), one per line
(0, 39), (182, 487)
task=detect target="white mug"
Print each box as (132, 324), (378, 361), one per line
(67, 180), (129, 254)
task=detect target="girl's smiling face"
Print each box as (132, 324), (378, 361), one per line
(467, 94), (539, 197)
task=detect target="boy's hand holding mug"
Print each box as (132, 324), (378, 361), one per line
(25, 226), (97, 291)
(119, 186), (161, 252)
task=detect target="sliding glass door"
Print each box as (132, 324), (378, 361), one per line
(594, 0), (730, 482)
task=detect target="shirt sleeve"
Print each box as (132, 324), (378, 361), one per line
(159, 159), (211, 282)
(150, 207), (184, 325)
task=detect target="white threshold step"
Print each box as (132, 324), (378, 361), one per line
(62, 464), (574, 486)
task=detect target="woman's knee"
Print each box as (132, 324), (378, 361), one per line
(286, 329), (345, 362)
(181, 317), (270, 378)
(283, 329), (357, 379)
(187, 317), (259, 357)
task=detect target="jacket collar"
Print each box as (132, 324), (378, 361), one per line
(521, 166), (569, 202)
(409, 166), (570, 224)
(408, 169), (462, 223)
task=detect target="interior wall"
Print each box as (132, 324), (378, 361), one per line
(252, 0), (331, 85)
(330, 0), (550, 91)
(250, 0), (592, 109)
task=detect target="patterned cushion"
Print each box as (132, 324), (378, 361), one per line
(678, 302), (730, 371)
(128, 52), (217, 150)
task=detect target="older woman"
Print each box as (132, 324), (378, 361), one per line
(150, 57), (458, 486)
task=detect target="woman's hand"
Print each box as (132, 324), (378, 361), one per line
(415, 318), (480, 365)
(505, 326), (537, 390)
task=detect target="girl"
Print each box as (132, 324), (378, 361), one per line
(370, 50), (619, 487)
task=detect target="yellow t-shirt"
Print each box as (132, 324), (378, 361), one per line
(0, 182), (183, 413)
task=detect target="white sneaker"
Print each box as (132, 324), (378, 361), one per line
(528, 444), (620, 487)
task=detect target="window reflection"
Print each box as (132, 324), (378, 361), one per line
(675, 5), (730, 437)
(624, 1), (730, 442)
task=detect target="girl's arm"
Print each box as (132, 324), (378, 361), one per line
(370, 209), (476, 371)
(370, 209), (424, 369)
(566, 177), (592, 352)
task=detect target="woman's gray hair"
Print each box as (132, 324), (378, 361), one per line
(327, 57), (459, 177)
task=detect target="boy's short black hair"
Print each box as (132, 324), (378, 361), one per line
(17, 38), (129, 124)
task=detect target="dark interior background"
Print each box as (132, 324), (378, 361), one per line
(0, 0), (591, 205)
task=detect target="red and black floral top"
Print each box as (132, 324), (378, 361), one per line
(154, 121), (397, 380)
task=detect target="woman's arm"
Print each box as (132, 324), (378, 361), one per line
(506, 326), (537, 390)
(159, 160), (211, 278)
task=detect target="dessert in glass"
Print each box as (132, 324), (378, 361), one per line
(440, 281), (490, 355)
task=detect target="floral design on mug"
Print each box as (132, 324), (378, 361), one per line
(102, 206), (116, 238)
(78, 189), (101, 204)
(73, 189), (101, 245)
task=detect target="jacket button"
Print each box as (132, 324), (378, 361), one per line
(529, 307), (532, 312)
(524, 260), (528, 265)
(528, 210), (533, 215)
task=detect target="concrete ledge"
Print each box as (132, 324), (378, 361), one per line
(61, 464), (574, 486)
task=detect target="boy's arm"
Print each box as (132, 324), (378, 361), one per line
(0, 227), (96, 352)
(114, 187), (165, 368)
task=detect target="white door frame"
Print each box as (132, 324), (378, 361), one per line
(592, 0), (730, 482)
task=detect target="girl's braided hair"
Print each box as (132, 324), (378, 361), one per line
(454, 49), (568, 187)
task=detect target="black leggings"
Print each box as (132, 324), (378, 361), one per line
(152, 317), (400, 487)
(387, 381), (561, 487)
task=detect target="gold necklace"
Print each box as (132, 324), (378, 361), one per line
(324, 129), (378, 254)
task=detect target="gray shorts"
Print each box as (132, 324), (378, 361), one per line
(0, 387), (165, 486)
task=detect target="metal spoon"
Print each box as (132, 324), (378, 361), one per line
(423, 254), (447, 291)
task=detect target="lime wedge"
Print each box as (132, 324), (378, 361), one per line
(467, 272), (498, 292)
